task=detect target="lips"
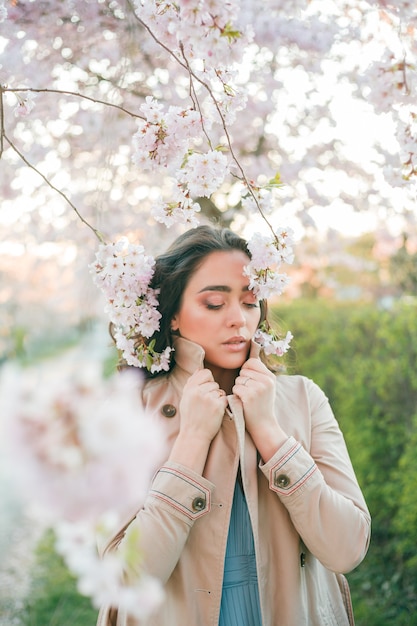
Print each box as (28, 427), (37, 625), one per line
(222, 336), (247, 345)
(221, 337), (249, 353)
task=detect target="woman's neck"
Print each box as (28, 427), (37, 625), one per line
(205, 363), (239, 395)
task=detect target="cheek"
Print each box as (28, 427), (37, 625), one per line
(178, 309), (215, 334)
(248, 309), (261, 331)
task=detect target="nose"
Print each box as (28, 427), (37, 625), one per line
(227, 302), (246, 328)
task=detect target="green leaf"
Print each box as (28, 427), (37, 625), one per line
(267, 172), (283, 188)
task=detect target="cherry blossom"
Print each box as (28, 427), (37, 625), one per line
(0, 344), (166, 617)
(132, 98), (203, 173)
(12, 91), (37, 117)
(178, 150), (230, 197)
(54, 519), (164, 618)
(1, 0), (416, 258)
(90, 238), (175, 372)
(244, 229), (295, 300)
(254, 327), (293, 358)
(2, 353), (165, 522)
(132, 0), (252, 67)
(151, 184), (202, 228)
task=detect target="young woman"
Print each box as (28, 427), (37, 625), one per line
(97, 225), (370, 626)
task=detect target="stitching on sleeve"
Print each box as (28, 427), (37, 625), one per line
(150, 466), (211, 519)
(276, 465), (317, 496)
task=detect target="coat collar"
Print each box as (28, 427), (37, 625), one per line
(172, 336), (262, 377)
(172, 336), (206, 375)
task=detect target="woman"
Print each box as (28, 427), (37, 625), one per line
(98, 225), (370, 626)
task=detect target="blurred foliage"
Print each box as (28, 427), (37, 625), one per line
(274, 298), (417, 625)
(19, 530), (96, 626)
(2, 324), (88, 366)
(389, 234), (417, 296)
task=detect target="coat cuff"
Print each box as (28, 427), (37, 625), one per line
(149, 463), (214, 520)
(260, 436), (318, 496)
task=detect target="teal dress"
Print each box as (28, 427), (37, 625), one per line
(219, 479), (263, 625)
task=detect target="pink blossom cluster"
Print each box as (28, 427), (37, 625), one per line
(55, 520), (164, 619)
(397, 112), (417, 182)
(244, 228), (295, 301)
(2, 357), (164, 523)
(178, 149), (229, 196)
(89, 238), (173, 372)
(1, 0), (416, 242)
(132, 97), (202, 173)
(151, 184), (201, 228)
(241, 187), (277, 216)
(254, 328), (293, 357)
(1, 352), (165, 617)
(366, 55), (415, 115)
(131, 2), (251, 196)
(201, 71), (248, 125)
(374, 0), (417, 23)
(132, 97), (231, 228)
(133, 0), (252, 67)
(363, 48), (417, 186)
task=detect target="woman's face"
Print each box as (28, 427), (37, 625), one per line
(171, 250), (261, 374)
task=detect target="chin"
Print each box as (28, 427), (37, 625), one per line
(208, 356), (247, 371)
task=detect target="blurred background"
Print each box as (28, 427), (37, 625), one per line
(1, 1), (417, 624)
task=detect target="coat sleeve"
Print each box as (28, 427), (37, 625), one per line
(103, 461), (214, 584)
(260, 376), (371, 574)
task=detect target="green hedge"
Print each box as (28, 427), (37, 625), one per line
(274, 299), (417, 625)
(18, 532), (98, 626)
(20, 530), (97, 626)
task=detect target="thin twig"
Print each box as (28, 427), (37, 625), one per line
(126, 0), (191, 75)
(126, 0), (278, 242)
(5, 87), (146, 121)
(4, 133), (106, 243)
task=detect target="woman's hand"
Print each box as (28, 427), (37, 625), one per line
(179, 369), (227, 444)
(168, 369), (227, 474)
(233, 358), (288, 462)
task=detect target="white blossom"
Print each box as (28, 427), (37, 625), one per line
(178, 150), (229, 197)
(254, 329), (293, 357)
(244, 228), (294, 299)
(13, 91), (36, 117)
(90, 240), (173, 372)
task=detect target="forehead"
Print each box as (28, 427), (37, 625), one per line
(186, 250), (251, 290)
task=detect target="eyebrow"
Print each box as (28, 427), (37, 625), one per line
(198, 285), (251, 293)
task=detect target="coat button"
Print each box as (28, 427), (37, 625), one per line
(275, 473), (290, 488)
(161, 404), (177, 418)
(192, 496), (206, 512)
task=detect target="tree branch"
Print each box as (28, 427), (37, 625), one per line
(5, 87), (146, 121)
(3, 132), (106, 243)
(125, 0), (278, 242)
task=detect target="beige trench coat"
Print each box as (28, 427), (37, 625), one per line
(97, 337), (371, 626)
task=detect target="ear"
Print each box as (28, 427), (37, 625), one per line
(171, 315), (179, 332)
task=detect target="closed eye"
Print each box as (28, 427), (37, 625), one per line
(206, 303), (224, 310)
(206, 302), (258, 310)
